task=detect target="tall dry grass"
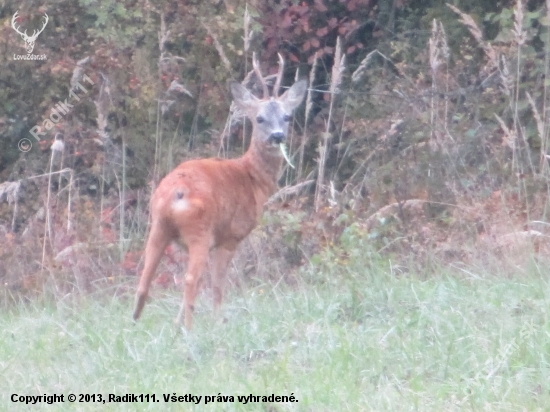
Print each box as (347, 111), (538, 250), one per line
(314, 37), (346, 212)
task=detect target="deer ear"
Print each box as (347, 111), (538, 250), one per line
(280, 79), (308, 111)
(230, 82), (259, 112)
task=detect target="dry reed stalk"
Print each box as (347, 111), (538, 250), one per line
(351, 49), (395, 84)
(0, 180), (21, 232)
(285, 67), (301, 188)
(351, 50), (377, 83)
(120, 131), (127, 260)
(218, 112), (233, 157)
(499, 55), (513, 98)
(202, 23), (232, 73)
(447, 4), (498, 69)
(242, 5), (252, 154)
(512, 0), (526, 119)
(439, 21), (451, 139)
(70, 56), (91, 90)
(495, 112), (521, 191)
(449, 2), (534, 195)
(243, 5), (252, 54)
(428, 19), (451, 148)
(511, 0), (535, 179)
(158, 12), (170, 52)
(429, 19), (444, 74)
(526, 92), (545, 169)
(67, 170), (73, 232)
(153, 12), (169, 188)
(41, 139), (64, 271)
(494, 114), (516, 150)
(512, 0), (526, 47)
(315, 38), (345, 211)
(544, 0), (550, 163)
(93, 72), (116, 260)
(429, 19), (439, 146)
(0, 181), (20, 202)
(298, 51), (318, 180)
(329, 37), (345, 97)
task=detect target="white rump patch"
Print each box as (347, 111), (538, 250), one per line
(172, 198), (189, 212)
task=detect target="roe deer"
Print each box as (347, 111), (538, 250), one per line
(133, 54), (307, 329)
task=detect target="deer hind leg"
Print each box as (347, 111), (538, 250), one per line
(133, 221), (171, 321)
(211, 245), (236, 314)
(176, 242), (210, 329)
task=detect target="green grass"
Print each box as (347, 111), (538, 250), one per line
(1, 256), (550, 411)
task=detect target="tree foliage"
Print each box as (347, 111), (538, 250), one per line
(2, 0), (550, 294)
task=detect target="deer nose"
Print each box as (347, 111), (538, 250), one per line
(269, 132), (285, 144)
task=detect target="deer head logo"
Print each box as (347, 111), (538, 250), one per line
(11, 11), (48, 54)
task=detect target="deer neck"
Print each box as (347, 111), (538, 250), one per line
(242, 137), (283, 200)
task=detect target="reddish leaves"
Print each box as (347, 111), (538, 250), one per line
(259, 0), (374, 63)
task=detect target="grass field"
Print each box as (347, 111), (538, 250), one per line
(1, 250), (550, 411)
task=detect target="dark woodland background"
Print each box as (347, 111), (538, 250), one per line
(2, 0), (550, 299)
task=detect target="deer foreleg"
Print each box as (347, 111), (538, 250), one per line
(212, 245), (237, 313)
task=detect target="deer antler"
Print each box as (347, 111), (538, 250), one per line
(252, 52), (269, 99)
(11, 11), (27, 37)
(273, 53), (285, 97)
(30, 13), (48, 40)
(11, 11), (48, 40)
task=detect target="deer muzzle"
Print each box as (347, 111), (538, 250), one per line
(268, 132), (285, 145)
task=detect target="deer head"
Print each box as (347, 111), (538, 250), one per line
(12, 11), (49, 54)
(230, 53), (307, 155)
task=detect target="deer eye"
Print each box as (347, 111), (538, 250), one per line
(283, 115), (291, 122)
(256, 116), (265, 124)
